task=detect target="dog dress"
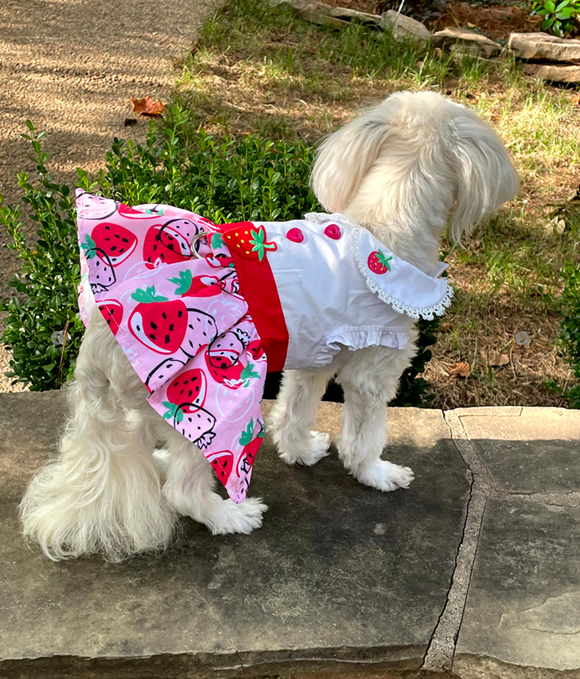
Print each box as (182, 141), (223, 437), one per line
(76, 190), (453, 502)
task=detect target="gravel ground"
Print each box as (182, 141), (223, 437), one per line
(0, 0), (218, 392)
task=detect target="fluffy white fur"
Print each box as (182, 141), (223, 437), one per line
(20, 91), (519, 561)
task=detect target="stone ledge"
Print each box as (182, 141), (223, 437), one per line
(0, 394), (469, 678)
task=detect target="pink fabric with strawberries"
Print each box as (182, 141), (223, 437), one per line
(76, 190), (267, 503)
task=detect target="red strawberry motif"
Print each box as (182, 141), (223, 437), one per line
(324, 224), (342, 240)
(169, 270), (223, 298)
(367, 250), (393, 275)
(205, 329), (261, 388)
(286, 228), (304, 243)
(143, 225), (192, 269)
(223, 223), (277, 261)
(166, 369), (207, 412)
(247, 339), (266, 362)
(236, 418), (264, 477)
(91, 222), (137, 266)
(128, 286), (218, 356)
(98, 300), (124, 335)
(207, 450), (234, 483)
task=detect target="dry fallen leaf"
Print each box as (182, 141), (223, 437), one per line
(130, 96), (165, 117)
(487, 351), (510, 367)
(449, 362), (471, 378)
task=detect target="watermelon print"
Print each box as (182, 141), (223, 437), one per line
(76, 190), (268, 504)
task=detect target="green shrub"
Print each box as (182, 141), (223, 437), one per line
(1, 108), (439, 405)
(531, 0), (580, 37)
(560, 263), (580, 407)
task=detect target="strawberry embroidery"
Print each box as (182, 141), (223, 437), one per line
(367, 250), (393, 275)
(224, 224), (277, 261)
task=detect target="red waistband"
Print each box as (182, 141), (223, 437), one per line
(221, 223), (289, 372)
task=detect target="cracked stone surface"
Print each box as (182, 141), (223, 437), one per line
(0, 394), (469, 677)
(455, 407), (580, 493)
(455, 497), (580, 672)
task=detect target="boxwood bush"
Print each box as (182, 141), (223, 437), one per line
(1, 107), (439, 405)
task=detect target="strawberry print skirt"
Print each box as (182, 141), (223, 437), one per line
(76, 190), (267, 503)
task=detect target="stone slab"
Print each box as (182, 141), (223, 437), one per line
(455, 496), (580, 672)
(380, 11), (431, 47)
(432, 27), (502, 58)
(456, 407), (580, 493)
(509, 32), (580, 62)
(523, 62), (580, 83)
(0, 394), (469, 677)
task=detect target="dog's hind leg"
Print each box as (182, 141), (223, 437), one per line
(269, 368), (333, 466)
(20, 314), (176, 561)
(335, 345), (415, 492)
(157, 421), (268, 535)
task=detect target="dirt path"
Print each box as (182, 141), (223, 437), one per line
(0, 0), (218, 391)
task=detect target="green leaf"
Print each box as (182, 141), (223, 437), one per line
(169, 270), (192, 295)
(241, 362), (260, 381)
(239, 418), (254, 446)
(211, 232), (224, 249)
(131, 286), (169, 303)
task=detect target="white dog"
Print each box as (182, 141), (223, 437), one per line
(20, 91), (519, 561)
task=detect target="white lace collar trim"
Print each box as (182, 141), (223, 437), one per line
(305, 212), (454, 321)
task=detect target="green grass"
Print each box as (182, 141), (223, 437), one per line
(169, 0), (580, 407)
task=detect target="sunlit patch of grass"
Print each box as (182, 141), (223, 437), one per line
(169, 0), (580, 407)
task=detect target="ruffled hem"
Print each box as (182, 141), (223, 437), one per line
(311, 326), (412, 367)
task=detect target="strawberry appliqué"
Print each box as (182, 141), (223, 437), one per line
(223, 224), (277, 261)
(367, 250), (393, 275)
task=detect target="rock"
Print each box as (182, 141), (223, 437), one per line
(432, 27), (502, 58)
(326, 5), (381, 26)
(380, 10), (431, 47)
(509, 32), (580, 62)
(269, 0), (381, 28)
(523, 62), (580, 83)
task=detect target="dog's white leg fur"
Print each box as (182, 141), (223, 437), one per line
(335, 343), (416, 492)
(270, 368), (333, 466)
(20, 316), (176, 561)
(157, 420), (268, 535)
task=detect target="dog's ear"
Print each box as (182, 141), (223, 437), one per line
(311, 111), (392, 214)
(448, 114), (519, 243)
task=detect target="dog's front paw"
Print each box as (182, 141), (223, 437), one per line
(278, 430), (331, 467)
(353, 460), (414, 492)
(207, 497), (268, 536)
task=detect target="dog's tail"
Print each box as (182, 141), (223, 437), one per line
(20, 319), (176, 561)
